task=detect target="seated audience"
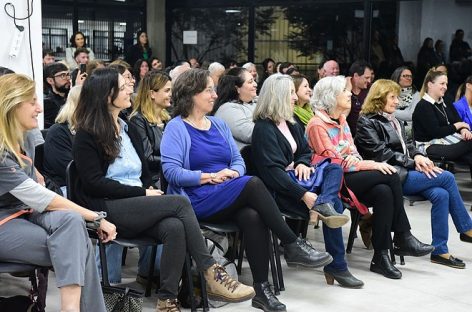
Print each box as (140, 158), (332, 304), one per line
(390, 66), (420, 139)
(130, 70), (171, 186)
(208, 62), (225, 86)
(307, 76), (433, 279)
(150, 57), (163, 70)
(65, 31), (95, 70)
(453, 75), (472, 129)
(356, 79), (472, 269)
(258, 57), (275, 92)
(412, 69), (472, 167)
(42, 49), (55, 65)
(242, 62), (259, 84)
(43, 85), (82, 196)
(126, 31), (152, 67)
(72, 68), (255, 311)
(251, 74), (361, 288)
(133, 59), (150, 91)
(43, 63), (71, 128)
(292, 74), (314, 129)
(161, 69), (334, 311)
(0, 73), (116, 312)
(213, 67), (257, 148)
(449, 29), (472, 63)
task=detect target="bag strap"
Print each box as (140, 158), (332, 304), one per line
(340, 178), (368, 215)
(0, 209), (33, 226)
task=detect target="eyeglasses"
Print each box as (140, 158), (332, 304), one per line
(205, 86), (217, 94)
(401, 74), (413, 79)
(53, 72), (71, 80)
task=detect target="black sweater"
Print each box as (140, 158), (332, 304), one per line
(251, 118), (311, 201)
(412, 98), (460, 142)
(72, 122), (152, 212)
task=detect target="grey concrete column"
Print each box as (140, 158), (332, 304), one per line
(147, 0), (166, 65)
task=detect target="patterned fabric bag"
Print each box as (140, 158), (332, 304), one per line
(102, 286), (143, 312)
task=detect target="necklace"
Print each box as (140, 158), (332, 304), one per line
(432, 102), (450, 124)
(185, 116), (210, 130)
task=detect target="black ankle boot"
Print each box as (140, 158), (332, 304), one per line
(393, 232), (434, 257)
(370, 250), (402, 279)
(284, 237), (333, 268)
(252, 282), (286, 312)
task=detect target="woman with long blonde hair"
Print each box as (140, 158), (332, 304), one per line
(0, 73), (116, 312)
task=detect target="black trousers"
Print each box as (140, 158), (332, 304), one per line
(344, 171), (411, 250)
(105, 195), (215, 300)
(427, 140), (472, 166)
(203, 177), (298, 283)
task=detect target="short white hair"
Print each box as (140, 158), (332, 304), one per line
(253, 74), (294, 123)
(208, 62), (225, 74)
(311, 76), (346, 114)
(242, 62), (255, 70)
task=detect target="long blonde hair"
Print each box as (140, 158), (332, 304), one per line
(0, 74), (36, 166)
(55, 85), (82, 131)
(131, 70), (171, 124)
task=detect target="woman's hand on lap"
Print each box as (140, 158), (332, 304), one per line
(374, 162), (397, 175)
(294, 164), (314, 181)
(98, 219), (117, 243)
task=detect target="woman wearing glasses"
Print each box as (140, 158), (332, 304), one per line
(390, 66), (420, 139)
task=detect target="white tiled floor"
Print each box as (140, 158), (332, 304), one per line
(2, 170), (472, 312)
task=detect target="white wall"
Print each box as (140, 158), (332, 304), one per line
(0, 0), (44, 127)
(398, 0), (472, 64)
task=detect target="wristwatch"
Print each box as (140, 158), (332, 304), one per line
(87, 211), (107, 229)
(210, 173), (217, 179)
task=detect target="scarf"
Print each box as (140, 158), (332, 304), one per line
(381, 111), (408, 156)
(293, 103), (314, 126)
(398, 87), (414, 110)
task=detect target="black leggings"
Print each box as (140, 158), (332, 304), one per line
(203, 177), (297, 283)
(105, 195), (215, 300)
(344, 171), (411, 250)
(427, 140), (472, 166)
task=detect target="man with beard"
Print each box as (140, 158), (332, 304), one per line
(43, 63), (71, 128)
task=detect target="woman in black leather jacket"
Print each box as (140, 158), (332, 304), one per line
(130, 70), (171, 186)
(356, 79), (472, 269)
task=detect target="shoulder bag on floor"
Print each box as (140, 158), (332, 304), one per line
(102, 286), (144, 312)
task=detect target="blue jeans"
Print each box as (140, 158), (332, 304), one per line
(316, 163), (347, 272)
(402, 170), (472, 255)
(95, 244), (162, 283)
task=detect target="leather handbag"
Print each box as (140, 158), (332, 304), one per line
(286, 158), (331, 193)
(102, 286), (144, 312)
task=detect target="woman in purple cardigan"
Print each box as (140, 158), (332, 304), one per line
(161, 69), (333, 312)
(453, 75), (472, 128)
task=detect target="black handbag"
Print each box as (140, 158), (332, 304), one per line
(102, 286), (144, 312)
(0, 295), (40, 312)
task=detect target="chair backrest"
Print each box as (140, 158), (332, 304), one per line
(240, 145), (256, 176)
(65, 160), (78, 201)
(34, 143), (45, 173)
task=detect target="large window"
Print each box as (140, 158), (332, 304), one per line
(42, 0), (146, 61)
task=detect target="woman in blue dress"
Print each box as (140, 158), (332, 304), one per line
(161, 69), (334, 312)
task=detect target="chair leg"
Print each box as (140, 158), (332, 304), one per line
(267, 231), (280, 295)
(409, 200), (415, 206)
(145, 245), (157, 297)
(99, 241), (110, 287)
(346, 210), (361, 254)
(272, 231), (285, 292)
(236, 235), (244, 275)
(184, 254), (197, 312)
(400, 255), (405, 265)
(121, 247), (128, 266)
(199, 269), (209, 312)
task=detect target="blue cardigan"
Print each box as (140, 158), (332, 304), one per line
(161, 115), (246, 198)
(453, 96), (472, 129)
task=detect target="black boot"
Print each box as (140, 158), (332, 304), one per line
(370, 250), (402, 279)
(393, 232), (434, 257)
(284, 237), (333, 268)
(252, 282), (286, 312)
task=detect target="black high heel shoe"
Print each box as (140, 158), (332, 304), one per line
(323, 268), (364, 288)
(370, 250), (402, 279)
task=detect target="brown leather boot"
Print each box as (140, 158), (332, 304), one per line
(204, 264), (255, 303)
(359, 214), (373, 249)
(156, 298), (180, 312)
